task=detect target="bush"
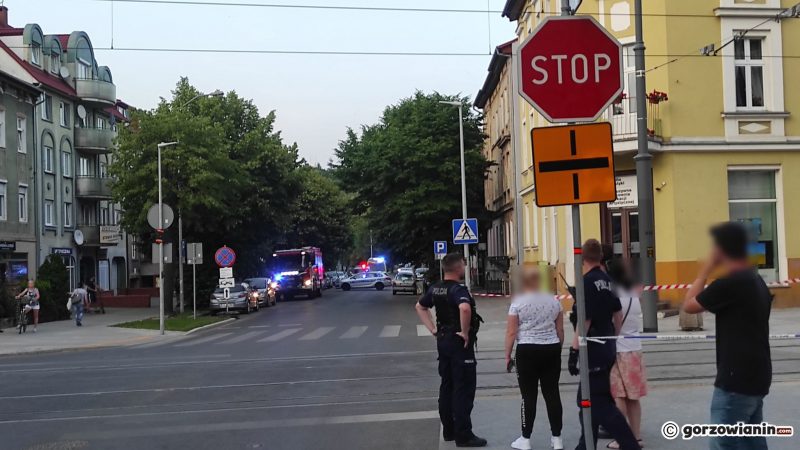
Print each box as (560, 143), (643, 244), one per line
(0, 281), (14, 319)
(36, 255), (71, 322)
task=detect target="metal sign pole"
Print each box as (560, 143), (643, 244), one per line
(192, 258), (197, 320)
(572, 205), (595, 450)
(157, 145), (165, 336)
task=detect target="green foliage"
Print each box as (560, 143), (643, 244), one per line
(36, 255), (71, 322)
(112, 78), (355, 296)
(331, 91), (489, 266)
(286, 166), (353, 268)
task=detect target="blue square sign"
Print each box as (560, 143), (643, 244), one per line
(452, 219), (479, 245)
(434, 241), (448, 256)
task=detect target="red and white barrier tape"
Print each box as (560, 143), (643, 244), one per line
(474, 277), (800, 300)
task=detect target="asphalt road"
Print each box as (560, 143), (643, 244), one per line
(0, 287), (456, 450)
(1, 288), (798, 450)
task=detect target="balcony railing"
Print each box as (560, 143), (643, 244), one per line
(74, 127), (114, 153)
(602, 95), (665, 141)
(75, 78), (116, 106)
(75, 176), (112, 199)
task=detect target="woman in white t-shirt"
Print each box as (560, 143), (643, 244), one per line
(505, 269), (565, 450)
(606, 259), (647, 449)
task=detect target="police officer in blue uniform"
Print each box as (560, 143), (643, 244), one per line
(568, 239), (640, 450)
(416, 253), (486, 447)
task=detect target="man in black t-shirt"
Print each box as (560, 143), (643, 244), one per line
(683, 222), (772, 450)
(569, 239), (640, 450)
(416, 253), (486, 448)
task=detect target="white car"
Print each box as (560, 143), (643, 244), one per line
(340, 272), (392, 291)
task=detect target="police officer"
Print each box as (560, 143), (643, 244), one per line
(416, 253), (487, 447)
(568, 239), (640, 450)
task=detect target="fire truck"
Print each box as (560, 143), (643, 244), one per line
(271, 247), (324, 299)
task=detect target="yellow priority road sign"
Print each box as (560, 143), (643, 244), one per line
(531, 123), (617, 207)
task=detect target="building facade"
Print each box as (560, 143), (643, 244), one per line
(0, 6), (129, 291)
(475, 41), (515, 294)
(0, 69), (40, 284)
(501, 0), (800, 306)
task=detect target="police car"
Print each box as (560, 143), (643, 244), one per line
(339, 272), (392, 291)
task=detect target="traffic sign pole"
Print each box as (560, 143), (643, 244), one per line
(560, 3), (594, 450)
(456, 106), (471, 290)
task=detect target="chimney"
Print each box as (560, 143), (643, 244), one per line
(0, 6), (8, 28)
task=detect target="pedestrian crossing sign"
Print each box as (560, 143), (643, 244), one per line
(452, 219), (479, 245)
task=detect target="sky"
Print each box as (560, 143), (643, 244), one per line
(5, 0), (517, 165)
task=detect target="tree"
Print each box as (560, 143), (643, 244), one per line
(112, 79), (303, 310)
(36, 256), (70, 322)
(331, 91), (488, 267)
(285, 166), (353, 269)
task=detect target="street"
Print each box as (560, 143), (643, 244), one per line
(1, 289), (799, 450)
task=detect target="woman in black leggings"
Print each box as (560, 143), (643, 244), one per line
(505, 269), (565, 450)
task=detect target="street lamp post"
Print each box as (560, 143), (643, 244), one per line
(174, 90), (223, 315)
(157, 141), (179, 335)
(439, 101), (471, 289)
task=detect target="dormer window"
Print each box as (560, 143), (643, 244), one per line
(31, 44), (41, 66)
(50, 53), (60, 74)
(77, 59), (91, 79)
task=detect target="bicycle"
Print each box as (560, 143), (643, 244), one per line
(16, 298), (31, 334)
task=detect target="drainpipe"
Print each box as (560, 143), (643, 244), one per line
(32, 85), (44, 271)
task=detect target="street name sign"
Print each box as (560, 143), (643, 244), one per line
(434, 241), (448, 260)
(517, 16), (623, 123)
(452, 219), (479, 245)
(531, 123), (616, 207)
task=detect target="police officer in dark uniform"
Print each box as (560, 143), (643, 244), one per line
(568, 239), (640, 450)
(415, 253), (486, 447)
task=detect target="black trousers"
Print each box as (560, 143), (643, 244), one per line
(515, 343), (563, 439)
(437, 333), (477, 440)
(575, 369), (640, 450)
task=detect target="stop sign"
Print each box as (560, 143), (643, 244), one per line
(517, 16), (623, 123)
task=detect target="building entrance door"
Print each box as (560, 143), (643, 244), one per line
(608, 208), (640, 269)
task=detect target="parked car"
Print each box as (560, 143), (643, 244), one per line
(392, 271), (416, 295)
(339, 272), (392, 291)
(210, 283), (258, 314)
(243, 277), (277, 307)
(327, 271), (346, 288)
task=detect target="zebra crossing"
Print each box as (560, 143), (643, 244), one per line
(129, 322), (506, 350)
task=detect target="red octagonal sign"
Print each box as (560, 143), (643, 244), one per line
(518, 16), (623, 123)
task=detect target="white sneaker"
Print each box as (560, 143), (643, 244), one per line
(511, 436), (531, 450)
(551, 436), (564, 450)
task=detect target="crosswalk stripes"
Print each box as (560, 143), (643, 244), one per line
(339, 326), (368, 339)
(378, 325), (401, 338)
(216, 331), (266, 345)
(258, 328), (301, 342)
(299, 327), (336, 341)
(416, 325), (430, 337)
(174, 332), (233, 347)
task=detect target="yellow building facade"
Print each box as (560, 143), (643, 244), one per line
(501, 0), (800, 307)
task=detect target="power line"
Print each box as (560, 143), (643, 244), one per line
(93, 0), (727, 18)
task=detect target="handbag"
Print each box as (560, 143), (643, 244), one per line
(66, 296), (73, 311)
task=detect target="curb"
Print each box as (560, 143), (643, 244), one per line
(185, 317), (236, 335)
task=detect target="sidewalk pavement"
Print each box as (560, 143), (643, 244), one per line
(449, 381), (799, 450)
(0, 308), (181, 356)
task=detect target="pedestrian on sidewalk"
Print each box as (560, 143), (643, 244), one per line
(415, 253), (487, 448)
(15, 279), (41, 333)
(605, 259), (647, 449)
(70, 283), (90, 327)
(87, 277), (104, 314)
(682, 222), (772, 450)
(504, 268), (565, 450)
(568, 239), (640, 450)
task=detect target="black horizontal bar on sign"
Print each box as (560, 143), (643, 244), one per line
(538, 157), (609, 173)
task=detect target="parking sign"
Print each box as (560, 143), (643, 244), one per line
(434, 241), (447, 260)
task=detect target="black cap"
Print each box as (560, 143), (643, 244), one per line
(710, 221), (749, 260)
